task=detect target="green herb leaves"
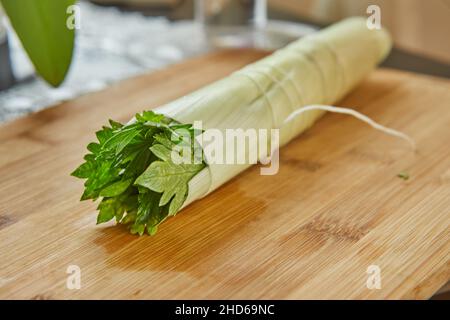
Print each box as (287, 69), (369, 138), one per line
(136, 144), (204, 215)
(72, 111), (205, 235)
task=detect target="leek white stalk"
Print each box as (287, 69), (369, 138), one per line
(154, 17), (393, 207)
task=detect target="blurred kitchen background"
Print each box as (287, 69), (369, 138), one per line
(1, 0), (450, 123)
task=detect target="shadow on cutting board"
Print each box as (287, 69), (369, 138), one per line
(92, 179), (269, 274)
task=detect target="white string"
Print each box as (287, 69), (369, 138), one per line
(236, 36), (415, 151)
(284, 105), (416, 150)
(238, 72), (277, 126)
(250, 68), (297, 113)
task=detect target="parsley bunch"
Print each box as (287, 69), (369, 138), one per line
(72, 111), (205, 235)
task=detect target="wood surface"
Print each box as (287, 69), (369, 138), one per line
(0, 50), (449, 299)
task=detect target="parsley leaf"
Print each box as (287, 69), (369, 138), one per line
(135, 150), (205, 215)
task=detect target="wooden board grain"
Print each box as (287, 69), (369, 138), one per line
(0, 50), (449, 300)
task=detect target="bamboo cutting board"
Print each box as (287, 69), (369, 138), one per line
(0, 50), (449, 300)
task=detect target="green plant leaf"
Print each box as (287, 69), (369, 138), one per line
(135, 157), (204, 215)
(99, 178), (133, 197)
(1, 0), (76, 86)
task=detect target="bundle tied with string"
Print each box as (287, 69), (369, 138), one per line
(154, 17), (407, 208)
(74, 17), (415, 234)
